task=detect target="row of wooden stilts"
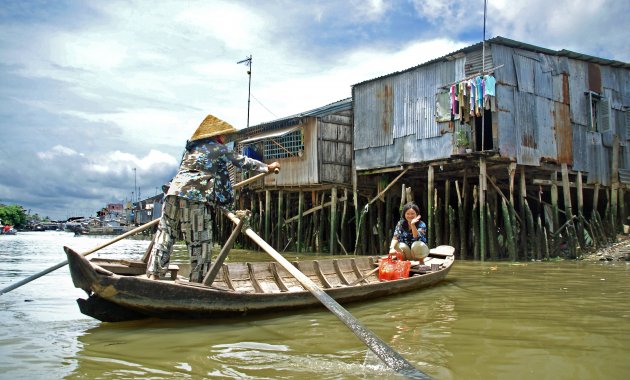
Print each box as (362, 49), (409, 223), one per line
(214, 158), (626, 260)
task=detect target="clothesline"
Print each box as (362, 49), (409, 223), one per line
(438, 64), (505, 89)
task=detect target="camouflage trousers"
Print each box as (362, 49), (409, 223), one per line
(147, 195), (213, 282)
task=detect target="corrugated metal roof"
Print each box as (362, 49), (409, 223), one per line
(237, 97), (352, 136)
(352, 36), (629, 88)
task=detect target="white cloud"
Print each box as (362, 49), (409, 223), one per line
(37, 145), (81, 160)
(1, 0), (628, 219)
(84, 149), (178, 175)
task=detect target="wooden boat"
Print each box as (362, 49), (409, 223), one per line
(65, 246), (454, 322)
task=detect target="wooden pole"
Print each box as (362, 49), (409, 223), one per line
(519, 166), (527, 260)
(1, 219), (160, 295)
(501, 198), (516, 260)
(297, 190), (304, 253)
(265, 190), (271, 244)
(444, 180), (451, 244)
(318, 192), (326, 253)
(428, 165), (435, 248)
(479, 158), (487, 261)
(561, 163), (577, 257)
(472, 185), (480, 260)
(611, 135), (620, 236)
(341, 188), (348, 252)
(456, 180), (467, 259)
(576, 171), (585, 249)
(462, 170), (469, 259)
(203, 218), (244, 286)
(221, 209), (430, 379)
(330, 187), (338, 255)
(486, 204), (497, 260)
(277, 190), (284, 250)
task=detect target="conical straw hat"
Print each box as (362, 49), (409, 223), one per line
(190, 114), (238, 141)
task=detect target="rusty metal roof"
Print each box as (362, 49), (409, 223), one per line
(236, 97), (352, 136)
(352, 36), (629, 88)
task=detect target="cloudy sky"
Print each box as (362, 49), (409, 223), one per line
(0, 0), (628, 220)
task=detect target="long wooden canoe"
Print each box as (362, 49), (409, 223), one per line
(65, 246), (454, 322)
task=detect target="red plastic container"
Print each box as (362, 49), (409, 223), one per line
(378, 253), (411, 281)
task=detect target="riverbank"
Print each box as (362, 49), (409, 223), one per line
(581, 233), (630, 262)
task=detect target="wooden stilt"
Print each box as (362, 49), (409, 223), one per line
(561, 163), (578, 257)
(385, 192), (392, 248)
(524, 199), (535, 260)
(444, 180), (450, 244)
(456, 180), (466, 260)
(462, 170), (469, 259)
(576, 171), (586, 249)
(472, 185), (480, 261)
(297, 191), (304, 253)
(265, 190), (271, 244)
(501, 198), (516, 261)
(479, 158), (487, 262)
(428, 165), (434, 248)
(277, 190), (284, 250)
(519, 166), (527, 260)
(434, 189), (441, 247)
(611, 135), (620, 237)
(330, 187), (338, 255)
(341, 188), (348, 253)
(486, 202), (498, 260)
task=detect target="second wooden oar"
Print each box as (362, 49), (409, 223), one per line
(0, 219), (159, 295)
(0, 169), (277, 296)
(222, 209), (431, 379)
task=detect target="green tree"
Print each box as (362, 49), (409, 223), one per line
(0, 204), (28, 228)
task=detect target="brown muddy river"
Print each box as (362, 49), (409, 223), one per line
(1, 231), (629, 379)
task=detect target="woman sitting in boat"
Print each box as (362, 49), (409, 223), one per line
(146, 114), (280, 282)
(388, 202), (429, 263)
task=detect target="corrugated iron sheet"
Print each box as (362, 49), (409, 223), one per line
(568, 60), (589, 126)
(536, 96), (559, 160)
(554, 101), (573, 163)
(513, 91), (540, 165)
(354, 58), (460, 155)
(571, 123), (590, 172)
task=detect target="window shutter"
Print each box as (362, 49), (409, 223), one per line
(597, 97), (612, 132)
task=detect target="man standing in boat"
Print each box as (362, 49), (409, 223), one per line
(147, 114), (280, 281)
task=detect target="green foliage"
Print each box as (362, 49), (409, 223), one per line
(0, 204), (28, 228)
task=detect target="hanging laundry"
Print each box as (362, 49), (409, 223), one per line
(484, 74), (496, 96)
(483, 74), (497, 111)
(450, 85), (457, 118)
(468, 79), (475, 116)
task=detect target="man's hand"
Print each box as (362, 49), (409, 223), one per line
(268, 162), (280, 173)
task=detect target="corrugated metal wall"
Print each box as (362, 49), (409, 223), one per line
(354, 40), (629, 183)
(353, 58), (461, 167)
(319, 114), (353, 184)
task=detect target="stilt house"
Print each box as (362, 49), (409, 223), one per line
(228, 98), (353, 254)
(351, 36), (629, 259)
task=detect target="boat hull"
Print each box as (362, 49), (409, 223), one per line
(65, 246), (454, 322)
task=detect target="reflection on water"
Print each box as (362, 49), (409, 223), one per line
(1, 232), (629, 379)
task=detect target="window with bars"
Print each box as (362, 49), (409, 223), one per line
(263, 129), (304, 159)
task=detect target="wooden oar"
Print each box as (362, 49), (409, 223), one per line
(222, 209), (431, 379)
(0, 219), (159, 295)
(0, 169), (277, 296)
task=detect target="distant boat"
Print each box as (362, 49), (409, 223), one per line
(64, 245), (455, 322)
(0, 227), (17, 235)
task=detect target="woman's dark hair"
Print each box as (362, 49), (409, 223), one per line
(400, 202), (420, 219)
